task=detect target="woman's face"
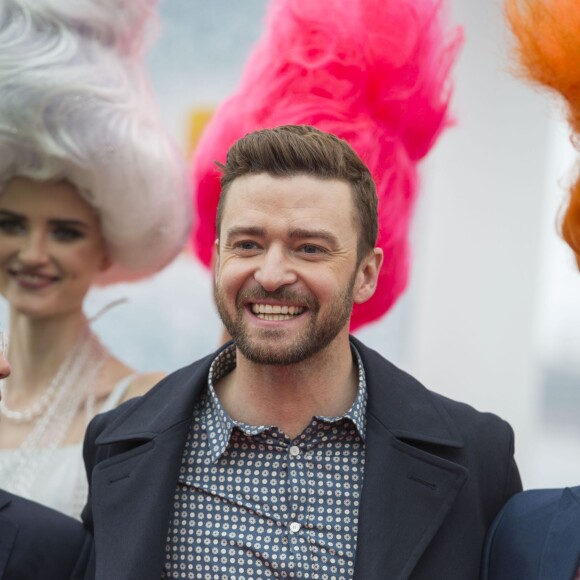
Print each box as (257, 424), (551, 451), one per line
(0, 177), (110, 320)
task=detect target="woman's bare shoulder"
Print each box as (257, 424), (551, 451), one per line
(120, 370), (166, 402)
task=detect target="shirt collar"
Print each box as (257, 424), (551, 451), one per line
(203, 342), (368, 462)
(315, 345), (367, 440)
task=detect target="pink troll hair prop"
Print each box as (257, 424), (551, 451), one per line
(192, 0), (462, 330)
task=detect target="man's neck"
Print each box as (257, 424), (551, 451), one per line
(214, 337), (358, 439)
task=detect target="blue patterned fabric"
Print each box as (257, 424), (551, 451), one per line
(162, 343), (367, 579)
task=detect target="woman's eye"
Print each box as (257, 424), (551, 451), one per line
(0, 218), (25, 235)
(52, 227), (84, 242)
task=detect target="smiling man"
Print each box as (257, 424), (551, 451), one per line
(211, 165), (381, 438)
(214, 172), (369, 371)
(81, 125), (522, 580)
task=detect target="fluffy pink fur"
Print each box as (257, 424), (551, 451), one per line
(192, 0), (462, 330)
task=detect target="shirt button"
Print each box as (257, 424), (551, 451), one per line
(289, 521), (301, 533)
(289, 445), (300, 457)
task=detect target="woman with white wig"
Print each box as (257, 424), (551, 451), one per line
(0, 0), (190, 518)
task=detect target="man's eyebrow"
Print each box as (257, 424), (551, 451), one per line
(223, 226), (340, 247)
(288, 228), (340, 246)
(224, 226), (266, 242)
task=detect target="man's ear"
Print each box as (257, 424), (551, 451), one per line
(353, 248), (383, 305)
(212, 239), (220, 283)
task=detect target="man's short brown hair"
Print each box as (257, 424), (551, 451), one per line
(216, 125), (378, 262)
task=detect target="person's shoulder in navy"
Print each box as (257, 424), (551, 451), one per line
(482, 485), (580, 580)
(0, 489), (88, 580)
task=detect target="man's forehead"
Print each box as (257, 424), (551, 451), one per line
(218, 173), (359, 242)
(223, 173), (353, 209)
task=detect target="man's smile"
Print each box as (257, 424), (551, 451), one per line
(250, 303), (305, 321)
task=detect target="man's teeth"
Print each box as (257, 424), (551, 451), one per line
(251, 304), (304, 320)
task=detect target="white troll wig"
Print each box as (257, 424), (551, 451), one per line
(0, 0), (190, 284)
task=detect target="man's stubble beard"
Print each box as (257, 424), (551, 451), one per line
(213, 270), (357, 366)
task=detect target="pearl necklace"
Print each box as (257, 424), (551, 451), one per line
(0, 340), (84, 422)
(0, 327), (108, 503)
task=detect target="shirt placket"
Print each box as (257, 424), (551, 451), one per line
(282, 437), (312, 579)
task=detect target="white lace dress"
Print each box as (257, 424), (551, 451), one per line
(0, 374), (135, 519)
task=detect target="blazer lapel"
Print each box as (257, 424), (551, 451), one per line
(0, 492), (17, 579)
(352, 338), (467, 580)
(540, 486), (580, 580)
(89, 355), (214, 580)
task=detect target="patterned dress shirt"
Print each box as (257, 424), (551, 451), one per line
(162, 343), (367, 579)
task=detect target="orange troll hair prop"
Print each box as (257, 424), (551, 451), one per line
(506, 0), (580, 266)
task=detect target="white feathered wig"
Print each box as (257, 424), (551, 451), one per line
(0, 0), (190, 284)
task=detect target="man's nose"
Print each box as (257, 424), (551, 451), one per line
(253, 246), (297, 291)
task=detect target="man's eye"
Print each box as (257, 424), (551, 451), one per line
(300, 244), (323, 254)
(237, 241), (258, 250)
(52, 227), (84, 242)
(0, 219), (25, 235)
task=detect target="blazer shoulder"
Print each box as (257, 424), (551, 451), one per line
(493, 486), (578, 523)
(482, 487), (580, 580)
(353, 336), (521, 491)
(1, 492), (87, 578)
(433, 390), (515, 440)
(3, 491), (85, 537)
(353, 335), (515, 439)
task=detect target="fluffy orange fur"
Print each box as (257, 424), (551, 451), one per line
(506, 0), (580, 265)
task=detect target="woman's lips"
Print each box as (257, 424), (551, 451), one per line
(9, 270), (59, 290)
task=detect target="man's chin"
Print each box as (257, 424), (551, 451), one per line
(235, 336), (312, 366)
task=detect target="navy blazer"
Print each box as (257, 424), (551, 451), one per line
(482, 486), (580, 580)
(80, 338), (521, 580)
(0, 489), (87, 580)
